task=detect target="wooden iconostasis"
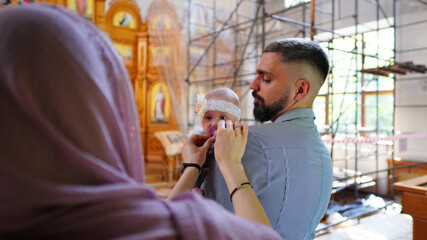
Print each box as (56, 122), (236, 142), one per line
(1, 0), (181, 176)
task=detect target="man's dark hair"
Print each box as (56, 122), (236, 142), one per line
(263, 38), (330, 82)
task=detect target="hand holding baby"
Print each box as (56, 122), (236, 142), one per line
(214, 120), (249, 167)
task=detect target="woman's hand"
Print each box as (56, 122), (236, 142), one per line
(213, 120), (271, 227)
(214, 120), (248, 167)
(167, 134), (213, 200)
(182, 134), (214, 166)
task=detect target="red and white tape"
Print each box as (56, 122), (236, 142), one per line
(322, 131), (427, 144)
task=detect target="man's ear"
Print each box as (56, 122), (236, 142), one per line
(293, 79), (310, 101)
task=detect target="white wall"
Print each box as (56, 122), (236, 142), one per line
(394, 2), (427, 162)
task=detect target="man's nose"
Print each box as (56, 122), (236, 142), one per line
(249, 77), (259, 91)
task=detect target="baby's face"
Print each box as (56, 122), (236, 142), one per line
(202, 110), (238, 135)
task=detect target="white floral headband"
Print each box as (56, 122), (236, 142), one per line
(194, 94), (241, 120)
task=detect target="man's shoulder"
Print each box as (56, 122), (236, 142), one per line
(248, 122), (279, 136)
(247, 123), (274, 144)
(245, 122), (289, 151)
(247, 120), (327, 151)
(247, 121), (295, 140)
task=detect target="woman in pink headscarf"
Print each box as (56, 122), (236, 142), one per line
(0, 4), (280, 239)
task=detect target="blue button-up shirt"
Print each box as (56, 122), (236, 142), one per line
(201, 108), (333, 239)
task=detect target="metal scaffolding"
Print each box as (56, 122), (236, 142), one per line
(184, 0), (427, 218)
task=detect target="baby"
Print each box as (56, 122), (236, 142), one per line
(189, 87), (241, 138)
(188, 87), (241, 188)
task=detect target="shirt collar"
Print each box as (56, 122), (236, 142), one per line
(273, 108), (315, 123)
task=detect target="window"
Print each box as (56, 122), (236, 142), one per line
(314, 95), (327, 129)
(315, 28), (395, 137)
(364, 92), (394, 135)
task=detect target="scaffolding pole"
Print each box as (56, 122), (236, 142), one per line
(184, 0), (427, 205)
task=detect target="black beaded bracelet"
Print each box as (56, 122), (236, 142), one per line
(180, 163), (202, 175)
(229, 182), (253, 202)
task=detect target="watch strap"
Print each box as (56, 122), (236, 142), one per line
(180, 163), (202, 175)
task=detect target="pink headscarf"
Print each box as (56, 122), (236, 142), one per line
(0, 4), (280, 239)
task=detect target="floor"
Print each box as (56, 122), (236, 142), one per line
(316, 204), (413, 240)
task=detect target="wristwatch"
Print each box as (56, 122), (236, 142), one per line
(180, 163), (202, 175)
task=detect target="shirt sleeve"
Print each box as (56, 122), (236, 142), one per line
(166, 192), (281, 240)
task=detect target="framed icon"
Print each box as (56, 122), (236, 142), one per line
(150, 82), (170, 124)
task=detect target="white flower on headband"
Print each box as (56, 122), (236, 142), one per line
(194, 94), (206, 118)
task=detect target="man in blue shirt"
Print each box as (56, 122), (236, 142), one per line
(201, 38), (333, 239)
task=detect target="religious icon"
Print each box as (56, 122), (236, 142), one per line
(67, 0), (93, 20)
(151, 46), (170, 66)
(154, 86), (165, 121)
(113, 11), (136, 29)
(76, 0), (86, 16)
(150, 14), (173, 31)
(167, 134), (182, 144)
(150, 82), (169, 124)
(114, 43), (133, 65)
(119, 13), (131, 27)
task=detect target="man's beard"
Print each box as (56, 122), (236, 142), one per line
(252, 89), (290, 123)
